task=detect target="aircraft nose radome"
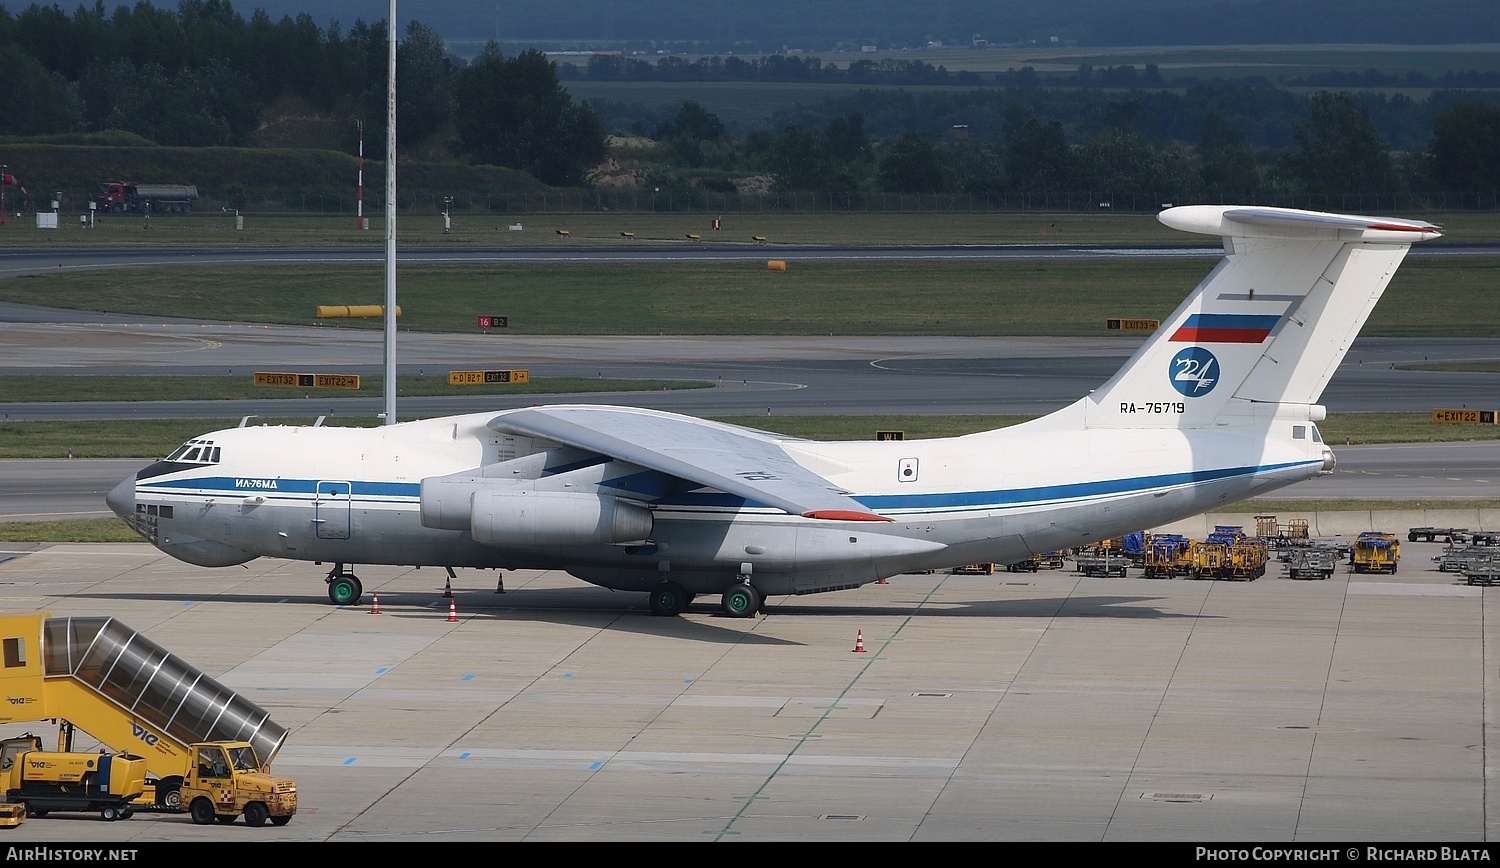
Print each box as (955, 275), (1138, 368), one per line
(106, 476), (136, 519)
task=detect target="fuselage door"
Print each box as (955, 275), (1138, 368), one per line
(314, 480), (353, 540)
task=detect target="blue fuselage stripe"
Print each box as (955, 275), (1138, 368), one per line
(138, 460), (1315, 515)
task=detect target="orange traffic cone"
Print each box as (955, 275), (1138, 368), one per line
(876, 577), (887, 584)
(443, 577), (453, 598)
(495, 574), (506, 594)
(369, 592), (381, 614)
(446, 598), (458, 622)
(852, 630), (866, 653)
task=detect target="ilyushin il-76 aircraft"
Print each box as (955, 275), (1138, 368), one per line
(107, 205), (1439, 617)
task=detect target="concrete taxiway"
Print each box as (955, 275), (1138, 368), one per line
(0, 539), (1493, 842)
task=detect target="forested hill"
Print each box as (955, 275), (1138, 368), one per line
(230, 0), (1497, 51)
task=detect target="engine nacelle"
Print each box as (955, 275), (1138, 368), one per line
(420, 476), (489, 531)
(470, 490), (654, 547)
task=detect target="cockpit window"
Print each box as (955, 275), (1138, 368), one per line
(1311, 425), (1323, 444)
(1292, 425), (1306, 440)
(166, 439), (219, 464)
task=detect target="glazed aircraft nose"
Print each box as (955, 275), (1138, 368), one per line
(106, 476), (136, 520)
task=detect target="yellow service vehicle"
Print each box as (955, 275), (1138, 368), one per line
(0, 735), (146, 821)
(1189, 539), (1229, 579)
(952, 563), (995, 575)
(1223, 536), (1271, 581)
(1188, 526), (1269, 581)
(0, 802), (25, 827)
(1353, 531), (1401, 574)
(175, 741), (297, 826)
(1143, 534), (1192, 579)
(0, 612), (297, 827)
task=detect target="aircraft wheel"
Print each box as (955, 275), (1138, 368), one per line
(648, 582), (690, 617)
(328, 574), (362, 606)
(721, 583), (761, 618)
(189, 798), (215, 825)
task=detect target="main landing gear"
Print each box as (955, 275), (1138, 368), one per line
(720, 582), (761, 618)
(325, 563), (362, 606)
(648, 581), (693, 617)
(646, 579), (762, 618)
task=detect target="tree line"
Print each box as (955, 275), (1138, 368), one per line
(622, 90), (1500, 204)
(1, 1), (1499, 203)
(0, 1), (604, 185)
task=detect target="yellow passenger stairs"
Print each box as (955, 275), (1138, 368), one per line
(0, 612), (288, 785)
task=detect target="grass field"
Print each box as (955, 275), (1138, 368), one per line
(0, 375), (709, 403)
(0, 209), (1198, 246)
(5, 209), (1500, 247)
(4, 256), (1498, 337)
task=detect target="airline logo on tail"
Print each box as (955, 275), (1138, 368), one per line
(1169, 347), (1219, 396)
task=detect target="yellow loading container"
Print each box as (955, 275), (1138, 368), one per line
(316, 305), (401, 318)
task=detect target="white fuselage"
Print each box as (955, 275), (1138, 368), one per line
(112, 400), (1331, 598)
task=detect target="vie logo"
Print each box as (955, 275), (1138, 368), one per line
(131, 722), (160, 746)
(5, 697), (31, 705)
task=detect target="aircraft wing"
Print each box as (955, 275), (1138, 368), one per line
(488, 406), (890, 521)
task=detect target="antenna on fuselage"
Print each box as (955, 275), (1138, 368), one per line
(238, 416), (257, 428)
(382, 0), (398, 427)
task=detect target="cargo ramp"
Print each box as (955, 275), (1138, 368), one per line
(0, 613), (288, 783)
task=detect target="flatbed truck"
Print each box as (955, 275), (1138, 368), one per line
(92, 182), (198, 213)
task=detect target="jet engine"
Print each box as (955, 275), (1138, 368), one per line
(469, 489), (653, 547)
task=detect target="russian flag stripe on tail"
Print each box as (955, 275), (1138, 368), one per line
(1169, 313), (1281, 344)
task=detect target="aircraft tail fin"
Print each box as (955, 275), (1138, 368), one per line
(1078, 206), (1439, 429)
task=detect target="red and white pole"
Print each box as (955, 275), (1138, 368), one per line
(356, 120), (364, 229)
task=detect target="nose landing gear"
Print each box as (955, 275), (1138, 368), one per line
(325, 564), (362, 605)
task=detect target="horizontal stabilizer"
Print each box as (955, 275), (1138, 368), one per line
(1160, 206), (1440, 242)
